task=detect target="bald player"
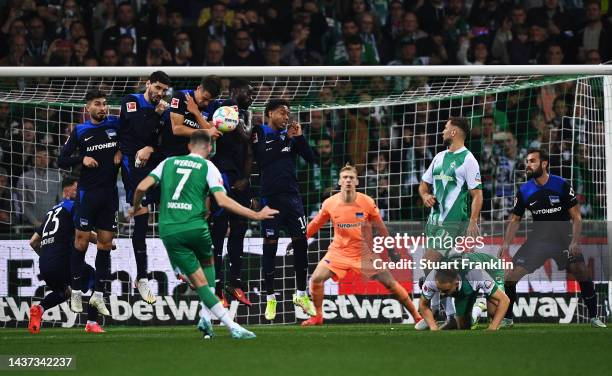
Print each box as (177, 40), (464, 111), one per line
(302, 165), (422, 326)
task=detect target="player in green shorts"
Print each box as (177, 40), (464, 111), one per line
(131, 130), (278, 339)
(418, 117), (483, 327)
(419, 253), (510, 331)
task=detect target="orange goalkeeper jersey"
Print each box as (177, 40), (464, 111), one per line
(307, 192), (383, 258)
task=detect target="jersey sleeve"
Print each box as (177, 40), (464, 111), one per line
(421, 273), (438, 301)
(464, 154), (482, 190)
(470, 270), (498, 297)
(306, 198), (332, 238)
(148, 159), (167, 183)
(169, 91), (187, 115)
(57, 127), (82, 168)
(205, 160), (226, 194)
(562, 180), (579, 209)
(422, 155), (435, 184)
(366, 195), (382, 222)
(511, 189), (526, 217)
(120, 94), (140, 120)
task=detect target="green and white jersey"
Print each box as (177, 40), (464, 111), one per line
(421, 268), (498, 301)
(148, 153), (226, 237)
(422, 146), (482, 225)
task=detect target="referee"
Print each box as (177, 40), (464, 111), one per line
(499, 148), (606, 328)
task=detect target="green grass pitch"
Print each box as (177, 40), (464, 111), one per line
(1, 324), (610, 376)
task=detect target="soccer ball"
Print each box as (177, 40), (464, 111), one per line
(212, 106), (239, 133)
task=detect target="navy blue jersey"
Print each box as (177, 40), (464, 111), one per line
(512, 174), (578, 241)
(58, 116), (120, 190)
(118, 93), (164, 157)
(160, 90), (216, 157)
(36, 199), (75, 260)
(209, 98), (250, 180)
(252, 123), (315, 197)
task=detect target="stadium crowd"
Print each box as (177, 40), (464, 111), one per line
(0, 0), (609, 236)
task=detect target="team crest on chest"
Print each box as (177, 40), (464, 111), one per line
(549, 196), (560, 205)
(105, 128), (117, 139)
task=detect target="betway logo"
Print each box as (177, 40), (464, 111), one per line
(512, 296), (578, 323)
(295, 295), (413, 322)
(86, 142), (117, 152)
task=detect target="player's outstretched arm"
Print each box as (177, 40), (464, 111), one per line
(29, 232), (41, 255)
(212, 191), (278, 221)
(130, 176), (157, 217)
(487, 289), (510, 331)
(499, 214), (521, 257)
(306, 204), (331, 238)
(467, 188), (483, 237)
(418, 181), (437, 208)
(419, 297), (439, 331)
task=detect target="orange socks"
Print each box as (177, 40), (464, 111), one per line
(389, 281), (422, 321)
(310, 280), (324, 316)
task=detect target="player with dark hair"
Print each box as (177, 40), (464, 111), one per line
(416, 117), (483, 330)
(119, 70), (171, 304)
(499, 148), (606, 328)
(58, 90), (121, 317)
(252, 98), (317, 320)
(131, 130), (278, 339)
(161, 76), (223, 157)
(208, 78), (255, 307)
(28, 177), (105, 334)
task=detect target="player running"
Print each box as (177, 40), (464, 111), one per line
(119, 70), (171, 304)
(301, 165), (422, 326)
(28, 177), (104, 334)
(418, 117), (483, 328)
(499, 148), (606, 328)
(58, 90), (121, 317)
(419, 254), (510, 331)
(252, 99), (317, 321)
(208, 78), (255, 307)
(131, 130), (278, 339)
(160, 76), (222, 157)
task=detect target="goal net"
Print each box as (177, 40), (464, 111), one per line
(0, 66), (610, 327)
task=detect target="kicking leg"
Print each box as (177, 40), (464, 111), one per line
(302, 262), (334, 326)
(373, 270), (422, 322)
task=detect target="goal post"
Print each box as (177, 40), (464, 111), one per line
(0, 65), (610, 327)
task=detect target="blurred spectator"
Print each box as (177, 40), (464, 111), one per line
(584, 49), (602, 64)
(511, 5), (528, 28)
(117, 34), (135, 61)
(26, 16), (49, 64)
(303, 134), (340, 214)
(399, 12), (428, 44)
(417, 0), (447, 34)
(457, 38), (490, 65)
(73, 37), (93, 65)
(506, 25), (531, 64)
(204, 38), (224, 66)
(44, 39), (73, 66)
(146, 38), (173, 66)
(358, 11), (388, 63)
(365, 152), (398, 220)
(294, 1), (328, 53)
(492, 132), (520, 220)
(101, 1), (148, 62)
(16, 148), (62, 228)
(53, 0), (84, 40)
(576, 0), (612, 62)
(68, 20), (88, 42)
(100, 47), (119, 66)
(223, 29), (264, 66)
(173, 32), (194, 66)
(0, 34), (33, 66)
(281, 22), (323, 65)
(382, 0), (405, 42)
(264, 40), (283, 66)
(529, 22), (550, 64)
(491, 17), (513, 64)
(5, 119), (36, 184)
(199, 1), (232, 50)
(328, 18), (378, 65)
(545, 42), (565, 64)
(527, 0), (572, 38)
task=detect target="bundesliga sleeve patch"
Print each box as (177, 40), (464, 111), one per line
(126, 102), (137, 112)
(171, 98), (180, 108)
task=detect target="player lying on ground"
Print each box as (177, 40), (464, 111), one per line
(28, 177), (104, 334)
(499, 148), (606, 328)
(419, 255), (510, 331)
(418, 117), (483, 329)
(131, 130), (278, 339)
(301, 165), (422, 326)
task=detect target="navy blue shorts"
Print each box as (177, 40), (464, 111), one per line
(121, 154), (160, 206)
(260, 193), (306, 238)
(39, 255), (95, 293)
(74, 187), (118, 232)
(210, 172), (251, 220)
(512, 239), (584, 273)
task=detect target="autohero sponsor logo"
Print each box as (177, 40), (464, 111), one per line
(86, 142), (117, 152)
(532, 207), (562, 215)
